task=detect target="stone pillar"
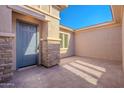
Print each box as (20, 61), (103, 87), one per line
(0, 6), (13, 82)
(40, 13), (60, 67)
(41, 39), (60, 67)
(47, 40), (60, 66)
(0, 37), (13, 82)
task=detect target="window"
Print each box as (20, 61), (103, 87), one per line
(59, 33), (69, 49)
(60, 33), (63, 48)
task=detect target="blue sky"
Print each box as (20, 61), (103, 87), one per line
(60, 5), (113, 30)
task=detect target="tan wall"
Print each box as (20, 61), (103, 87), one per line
(51, 6), (59, 18)
(30, 5), (50, 13)
(75, 25), (122, 61)
(0, 5), (12, 32)
(28, 5), (59, 19)
(122, 9), (124, 71)
(47, 17), (59, 39)
(60, 28), (75, 58)
(40, 5), (50, 13)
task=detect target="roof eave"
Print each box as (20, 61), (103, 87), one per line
(60, 25), (74, 32)
(54, 5), (68, 11)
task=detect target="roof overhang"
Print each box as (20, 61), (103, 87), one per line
(60, 25), (73, 32)
(54, 5), (68, 11)
(111, 5), (123, 23)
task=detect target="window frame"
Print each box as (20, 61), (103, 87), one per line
(59, 32), (69, 50)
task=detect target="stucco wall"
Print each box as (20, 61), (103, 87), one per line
(30, 5), (50, 13)
(75, 25), (122, 61)
(51, 6), (59, 18)
(40, 5), (50, 13)
(0, 5), (12, 32)
(60, 28), (75, 58)
(47, 17), (60, 39)
(122, 10), (124, 71)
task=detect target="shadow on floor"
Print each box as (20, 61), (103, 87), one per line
(1, 56), (124, 88)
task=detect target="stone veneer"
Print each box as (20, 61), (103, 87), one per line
(41, 40), (60, 67)
(0, 37), (13, 82)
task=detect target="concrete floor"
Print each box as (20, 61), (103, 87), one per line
(1, 56), (124, 88)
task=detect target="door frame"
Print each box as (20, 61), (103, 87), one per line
(12, 12), (42, 70)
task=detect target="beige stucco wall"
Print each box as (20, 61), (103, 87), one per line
(47, 17), (60, 39)
(75, 25), (122, 61)
(27, 5), (59, 20)
(60, 27), (75, 58)
(51, 6), (59, 18)
(0, 5), (12, 32)
(122, 9), (124, 71)
(30, 5), (50, 14)
(40, 5), (50, 13)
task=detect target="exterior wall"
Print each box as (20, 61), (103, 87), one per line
(122, 8), (124, 71)
(51, 6), (59, 18)
(39, 5), (50, 13)
(75, 25), (122, 61)
(0, 6), (13, 82)
(26, 5), (60, 20)
(30, 5), (50, 14)
(0, 5), (63, 82)
(38, 6), (61, 67)
(0, 6), (12, 33)
(41, 16), (60, 67)
(48, 17), (60, 38)
(60, 27), (75, 58)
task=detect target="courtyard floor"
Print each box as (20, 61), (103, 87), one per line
(1, 56), (124, 88)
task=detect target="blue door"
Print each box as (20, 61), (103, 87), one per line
(16, 21), (38, 69)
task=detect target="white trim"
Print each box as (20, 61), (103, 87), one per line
(60, 31), (70, 35)
(40, 37), (61, 41)
(47, 37), (61, 41)
(75, 23), (121, 33)
(75, 21), (116, 32)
